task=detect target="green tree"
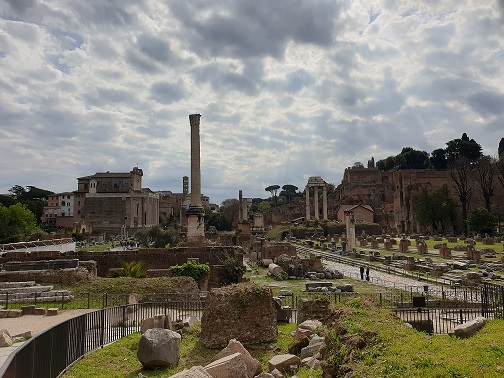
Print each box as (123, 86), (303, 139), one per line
(396, 148), (430, 169)
(220, 254), (246, 285)
(7, 185), (53, 224)
(0, 203), (41, 243)
(430, 148), (447, 170)
(376, 156), (396, 171)
(499, 137), (504, 159)
(445, 133), (482, 163)
(204, 208), (232, 231)
(280, 184), (298, 204)
(265, 185), (281, 206)
(134, 226), (181, 248)
(257, 201), (272, 212)
(413, 185), (457, 234)
(467, 207), (496, 236)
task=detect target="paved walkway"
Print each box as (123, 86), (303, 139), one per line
(322, 259), (444, 291)
(0, 309), (94, 370)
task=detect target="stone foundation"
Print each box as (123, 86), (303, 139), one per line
(200, 284), (277, 348)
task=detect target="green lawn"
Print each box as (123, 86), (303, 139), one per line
(62, 298), (504, 378)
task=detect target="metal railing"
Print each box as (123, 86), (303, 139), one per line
(0, 291), (206, 310)
(393, 307), (489, 335)
(0, 298), (206, 378)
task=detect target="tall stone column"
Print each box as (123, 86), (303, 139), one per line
(189, 114), (202, 208)
(322, 185), (328, 220)
(314, 186), (319, 220)
(238, 190), (243, 222)
(305, 185), (311, 221)
(186, 114), (205, 243)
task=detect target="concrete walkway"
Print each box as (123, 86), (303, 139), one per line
(0, 309), (94, 370)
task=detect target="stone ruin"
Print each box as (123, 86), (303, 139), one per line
(271, 254), (342, 280)
(200, 283), (277, 348)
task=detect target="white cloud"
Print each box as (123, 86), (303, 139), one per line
(0, 0), (503, 204)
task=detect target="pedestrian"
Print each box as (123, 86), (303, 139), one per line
(366, 266), (370, 281)
(360, 266), (364, 280)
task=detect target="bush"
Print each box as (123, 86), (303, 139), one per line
(170, 260), (210, 285)
(220, 254), (246, 285)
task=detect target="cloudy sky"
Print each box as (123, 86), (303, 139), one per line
(1, 0), (504, 204)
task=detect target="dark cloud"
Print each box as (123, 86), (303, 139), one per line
(5, 0), (35, 15)
(125, 49), (161, 74)
(467, 90), (504, 116)
(192, 61), (263, 96)
(93, 87), (136, 105)
(69, 1), (136, 29)
(150, 81), (185, 104)
(170, 0), (341, 60)
(267, 69), (315, 93)
(136, 34), (174, 63)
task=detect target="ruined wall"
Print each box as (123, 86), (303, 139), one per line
(335, 166), (503, 234)
(200, 283), (277, 348)
(263, 242), (296, 261)
(0, 246), (243, 287)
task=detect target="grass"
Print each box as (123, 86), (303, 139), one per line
(61, 298), (504, 378)
(62, 322), (321, 378)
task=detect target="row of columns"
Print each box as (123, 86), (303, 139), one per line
(305, 184), (328, 221)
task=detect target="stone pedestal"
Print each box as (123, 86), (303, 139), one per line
(186, 207), (205, 243)
(399, 239), (409, 252)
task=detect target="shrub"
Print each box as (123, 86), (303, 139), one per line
(220, 254), (246, 285)
(111, 261), (147, 278)
(170, 260), (210, 285)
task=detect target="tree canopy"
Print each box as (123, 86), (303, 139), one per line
(0, 203), (41, 243)
(467, 207), (496, 236)
(445, 133), (482, 163)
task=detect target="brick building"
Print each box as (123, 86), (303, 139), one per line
(76, 167), (159, 236)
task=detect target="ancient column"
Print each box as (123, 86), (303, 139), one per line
(186, 114), (205, 242)
(322, 184), (328, 220)
(189, 114), (202, 208)
(314, 186), (319, 220)
(345, 211), (356, 251)
(238, 190), (243, 222)
(305, 185), (311, 221)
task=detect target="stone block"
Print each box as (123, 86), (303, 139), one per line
(137, 328), (181, 369)
(0, 329), (13, 347)
(140, 313), (172, 334)
(8, 309), (22, 318)
(0, 310), (9, 318)
(170, 366), (212, 378)
(210, 339), (262, 378)
(21, 305), (35, 315)
(46, 308), (59, 316)
(449, 317), (487, 338)
(205, 352), (247, 378)
(34, 308), (47, 315)
(268, 354), (301, 374)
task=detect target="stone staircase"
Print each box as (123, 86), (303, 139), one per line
(0, 281), (73, 304)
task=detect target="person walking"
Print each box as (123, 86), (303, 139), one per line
(360, 266), (365, 280)
(365, 266), (370, 281)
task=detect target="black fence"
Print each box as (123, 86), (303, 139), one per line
(0, 299), (206, 378)
(0, 291), (206, 310)
(393, 307), (489, 335)
(482, 282), (504, 319)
